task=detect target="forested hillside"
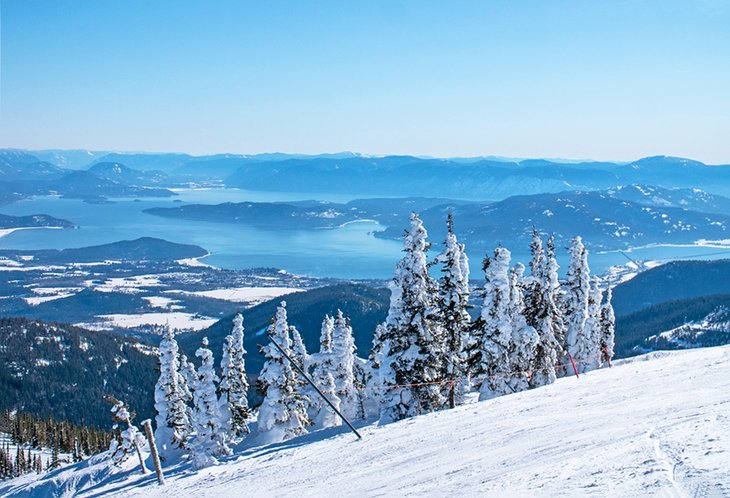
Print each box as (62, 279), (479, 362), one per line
(0, 318), (157, 428)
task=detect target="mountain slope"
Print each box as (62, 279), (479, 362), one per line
(3, 346), (728, 497)
(0, 317), (158, 428)
(379, 190), (730, 251)
(612, 259), (730, 316)
(88, 162), (168, 186)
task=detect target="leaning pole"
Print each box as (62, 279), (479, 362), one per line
(269, 338), (362, 440)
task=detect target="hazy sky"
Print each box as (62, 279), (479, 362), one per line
(1, 0), (729, 163)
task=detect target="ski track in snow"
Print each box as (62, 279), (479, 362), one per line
(2, 346), (729, 497)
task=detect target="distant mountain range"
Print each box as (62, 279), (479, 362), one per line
(7, 149), (730, 200)
(0, 150), (175, 204)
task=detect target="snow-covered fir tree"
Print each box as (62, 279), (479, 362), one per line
(435, 212), (471, 407)
(471, 248), (513, 401)
(154, 325), (191, 457)
(219, 313), (250, 439)
(257, 301), (311, 443)
(563, 236), (591, 374)
(330, 310), (361, 420)
(108, 398), (147, 470)
(309, 362), (342, 430)
(189, 337), (231, 469)
(583, 277), (604, 372)
(524, 231), (563, 388)
(378, 213), (445, 423)
(179, 353), (195, 408)
(507, 263), (539, 393)
(599, 287), (616, 365)
(289, 325), (309, 372)
(361, 322), (387, 419)
(319, 314), (334, 353)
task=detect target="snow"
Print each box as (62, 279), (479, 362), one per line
(24, 287), (84, 306)
(3, 346), (729, 496)
(83, 313), (217, 331)
(170, 287), (303, 305)
(0, 432), (72, 470)
(91, 275), (163, 294)
(175, 256), (212, 268)
(142, 296), (183, 310)
(0, 226), (64, 239)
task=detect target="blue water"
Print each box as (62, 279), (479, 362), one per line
(1, 189), (729, 279)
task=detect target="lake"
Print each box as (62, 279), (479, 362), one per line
(1, 189), (729, 280)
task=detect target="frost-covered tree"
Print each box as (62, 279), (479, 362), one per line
(330, 310), (361, 420)
(583, 277), (604, 372)
(154, 326), (191, 456)
(219, 313), (250, 439)
(435, 213), (471, 407)
(309, 363), (342, 430)
(471, 248), (513, 401)
(378, 213), (445, 423)
(563, 236), (591, 374)
(257, 302), (311, 443)
(189, 338), (231, 469)
(179, 353), (195, 407)
(319, 314), (334, 353)
(107, 397), (147, 471)
(289, 325), (309, 372)
(524, 231), (564, 388)
(599, 287), (616, 365)
(507, 263), (539, 393)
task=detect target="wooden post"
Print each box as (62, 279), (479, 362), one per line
(141, 419), (165, 485)
(448, 379), (456, 409)
(568, 353), (580, 379)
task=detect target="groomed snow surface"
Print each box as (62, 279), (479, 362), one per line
(3, 346), (729, 497)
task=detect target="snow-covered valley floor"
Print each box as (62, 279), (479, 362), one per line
(3, 346), (729, 497)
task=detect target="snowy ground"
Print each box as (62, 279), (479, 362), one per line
(2, 346), (729, 497)
(78, 312), (218, 331)
(168, 286), (303, 305)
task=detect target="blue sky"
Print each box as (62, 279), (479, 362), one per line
(1, 0), (729, 162)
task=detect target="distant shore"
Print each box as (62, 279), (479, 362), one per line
(0, 226), (65, 239)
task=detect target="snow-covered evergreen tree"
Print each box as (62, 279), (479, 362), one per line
(179, 353), (195, 407)
(507, 263), (538, 393)
(471, 248), (513, 401)
(563, 236), (591, 375)
(524, 231), (563, 388)
(435, 212), (471, 407)
(189, 337), (231, 469)
(219, 313), (250, 439)
(289, 325), (309, 372)
(319, 314), (334, 353)
(330, 310), (361, 420)
(154, 325), (191, 457)
(108, 398), (147, 470)
(583, 277), (604, 372)
(599, 287), (616, 365)
(378, 213), (445, 423)
(309, 363), (342, 430)
(257, 302), (311, 443)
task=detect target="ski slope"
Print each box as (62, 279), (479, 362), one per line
(3, 346), (729, 497)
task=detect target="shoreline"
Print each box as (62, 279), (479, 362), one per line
(0, 226), (65, 239)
